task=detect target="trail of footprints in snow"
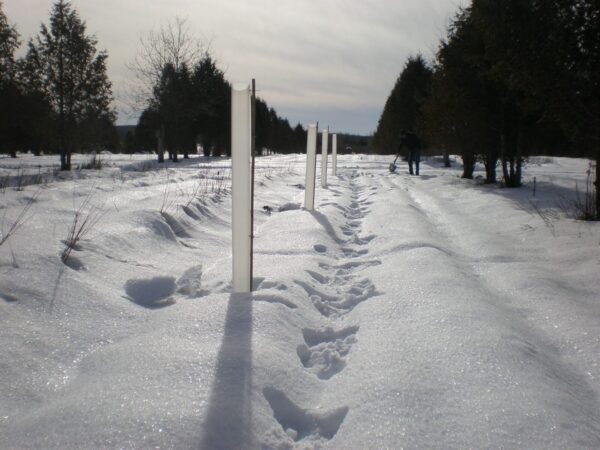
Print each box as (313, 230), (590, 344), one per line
(264, 171), (382, 447)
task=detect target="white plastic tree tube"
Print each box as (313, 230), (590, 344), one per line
(304, 124), (318, 211)
(231, 83), (252, 293)
(321, 128), (329, 188)
(332, 133), (338, 176)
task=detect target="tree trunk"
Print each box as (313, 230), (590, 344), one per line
(509, 157), (515, 181)
(443, 149), (451, 167)
(58, 5), (68, 172)
(594, 149), (600, 220)
(484, 153), (497, 183)
(60, 151), (68, 171)
(514, 126), (523, 187)
(157, 127), (164, 163)
(501, 128), (522, 188)
(500, 133), (509, 183)
(461, 153), (475, 179)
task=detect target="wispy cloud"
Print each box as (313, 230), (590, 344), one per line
(5, 0), (465, 134)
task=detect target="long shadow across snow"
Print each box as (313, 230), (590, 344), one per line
(309, 210), (344, 245)
(200, 293), (253, 449)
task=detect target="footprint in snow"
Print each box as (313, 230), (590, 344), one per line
(297, 326), (359, 380)
(263, 387), (348, 445)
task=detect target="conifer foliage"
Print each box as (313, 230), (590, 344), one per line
(134, 25), (305, 160)
(21, 0), (116, 170)
(375, 1), (599, 218)
(373, 55), (432, 155)
(0, 1), (24, 158)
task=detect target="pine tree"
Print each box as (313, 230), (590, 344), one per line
(373, 55), (432, 154)
(189, 56), (230, 156)
(0, 0), (18, 84)
(22, 0), (115, 170)
(420, 8), (500, 179)
(0, 1), (22, 157)
(523, 0), (600, 216)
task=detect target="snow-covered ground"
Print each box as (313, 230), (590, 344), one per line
(1, 153), (599, 449)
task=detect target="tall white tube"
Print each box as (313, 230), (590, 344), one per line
(332, 133), (338, 176)
(231, 83), (252, 293)
(304, 124), (318, 210)
(321, 128), (329, 188)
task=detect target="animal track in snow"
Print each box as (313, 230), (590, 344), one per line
(297, 326), (359, 379)
(263, 387), (349, 444)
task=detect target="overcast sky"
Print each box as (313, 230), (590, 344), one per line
(4, 0), (466, 135)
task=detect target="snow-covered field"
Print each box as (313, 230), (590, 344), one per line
(1, 152), (599, 449)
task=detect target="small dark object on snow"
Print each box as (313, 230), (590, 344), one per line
(389, 153), (401, 173)
(263, 205), (273, 215)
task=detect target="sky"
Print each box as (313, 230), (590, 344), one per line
(4, 0), (466, 135)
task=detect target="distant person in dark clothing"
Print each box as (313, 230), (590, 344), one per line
(398, 130), (421, 175)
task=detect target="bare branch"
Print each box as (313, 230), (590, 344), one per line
(125, 16), (210, 113)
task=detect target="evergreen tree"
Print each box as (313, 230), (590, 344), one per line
(373, 55), (432, 154)
(22, 0), (115, 170)
(189, 56), (230, 157)
(136, 47), (299, 159)
(421, 8), (500, 179)
(134, 107), (161, 155)
(469, 0), (584, 187)
(474, 0), (600, 213)
(0, 1), (22, 157)
(153, 62), (188, 161)
(0, 0), (18, 84)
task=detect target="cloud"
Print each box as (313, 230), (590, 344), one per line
(4, 0), (465, 135)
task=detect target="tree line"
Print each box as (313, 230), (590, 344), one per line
(0, 1), (305, 169)
(374, 0), (599, 218)
(0, 0), (116, 170)
(133, 56), (306, 160)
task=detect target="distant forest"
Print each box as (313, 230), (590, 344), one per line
(0, 0), (306, 167)
(2, 0), (597, 212)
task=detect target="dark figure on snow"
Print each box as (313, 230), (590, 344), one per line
(398, 130), (422, 176)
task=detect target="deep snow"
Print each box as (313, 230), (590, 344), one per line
(1, 153), (599, 449)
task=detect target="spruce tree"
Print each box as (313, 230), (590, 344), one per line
(0, 1), (22, 157)
(189, 56), (230, 156)
(373, 55), (432, 154)
(22, 0), (115, 170)
(0, 0), (18, 84)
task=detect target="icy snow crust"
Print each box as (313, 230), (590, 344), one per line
(1, 153), (600, 449)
